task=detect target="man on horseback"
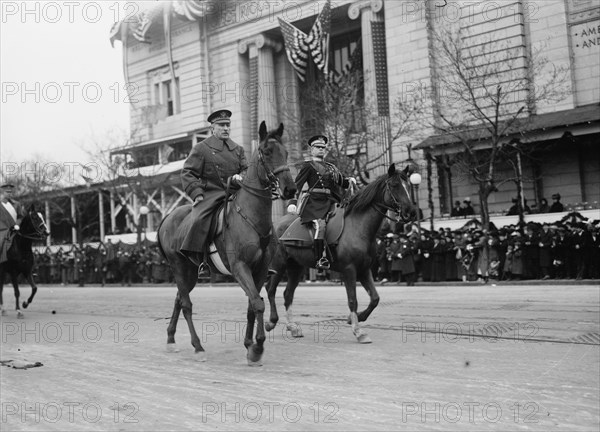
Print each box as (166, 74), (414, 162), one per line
(287, 135), (356, 270)
(0, 183), (24, 264)
(180, 109), (248, 278)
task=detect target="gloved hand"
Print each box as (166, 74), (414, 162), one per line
(12, 224), (20, 231)
(287, 204), (297, 214)
(193, 195), (204, 207)
(348, 177), (357, 187)
(232, 174), (243, 184)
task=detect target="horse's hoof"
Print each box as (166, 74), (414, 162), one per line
(247, 358), (263, 367)
(22, 301), (29, 309)
(194, 350), (208, 362)
(356, 333), (372, 344)
(166, 343), (180, 353)
(16, 310), (24, 319)
(265, 321), (277, 332)
(286, 324), (304, 338)
(246, 345), (264, 366)
(0, 307), (5, 316)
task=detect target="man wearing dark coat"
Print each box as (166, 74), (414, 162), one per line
(287, 135), (356, 269)
(0, 183), (25, 265)
(538, 223), (553, 279)
(180, 110), (248, 277)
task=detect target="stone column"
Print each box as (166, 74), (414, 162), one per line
(349, 0), (387, 176)
(238, 34), (282, 142)
(239, 34), (285, 219)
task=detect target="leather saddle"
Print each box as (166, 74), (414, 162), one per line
(279, 206), (345, 248)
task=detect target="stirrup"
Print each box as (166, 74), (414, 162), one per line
(197, 262), (210, 279)
(316, 257), (330, 270)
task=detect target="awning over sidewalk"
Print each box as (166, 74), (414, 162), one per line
(416, 104), (600, 152)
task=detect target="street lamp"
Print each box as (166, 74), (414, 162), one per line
(409, 172), (422, 236)
(139, 205), (150, 243)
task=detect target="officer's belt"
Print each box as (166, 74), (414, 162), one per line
(309, 188), (331, 195)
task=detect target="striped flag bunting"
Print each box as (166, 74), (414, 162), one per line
(278, 18), (309, 82)
(305, 0), (331, 75)
(172, 0), (207, 21)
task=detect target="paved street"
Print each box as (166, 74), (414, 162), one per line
(1, 283), (599, 431)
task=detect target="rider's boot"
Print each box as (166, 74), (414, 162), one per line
(197, 253), (210, 279)
(314, 239), (330, 270)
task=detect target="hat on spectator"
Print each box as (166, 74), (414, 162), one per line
(207, 109), (232, 124)
(0, 183), (15, 189)
(551, 193), (561, 200)
(308, 135), (328, 148)
(463, 197), (471, 203)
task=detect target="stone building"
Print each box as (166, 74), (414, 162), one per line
(23, 0), (600, 244)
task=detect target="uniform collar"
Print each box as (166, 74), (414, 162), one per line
(206, 134), (238, 151)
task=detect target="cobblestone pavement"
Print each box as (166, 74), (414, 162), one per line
(1, 283), (598, 431)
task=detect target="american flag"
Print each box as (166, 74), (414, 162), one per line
(172, 0), (206, 21)
(109, 21), (121, 47)
(305, 0), (331, 74)
(132, 10), (153, 43)
(278, 18), (309, 82)
(131, 5), (164, 43)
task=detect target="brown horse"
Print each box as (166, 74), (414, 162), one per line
(0, 205), (49, 317)
(157, 121), (296, 365)
(264, 164), (416, 343)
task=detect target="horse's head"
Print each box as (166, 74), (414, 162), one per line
(256, 121), (297, 200)
(384, 164), (418, 222)
(21, 204), (50, 240)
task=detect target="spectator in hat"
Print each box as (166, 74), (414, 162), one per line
(180, 109), (248, 278)
(550, 193), (564, 213)
(461, 197), (475, 216)
(450, 200), (462, 217)
(537, 197), (550, 214)
(286, 134), (357, 270)
(0, 183), (25, 264)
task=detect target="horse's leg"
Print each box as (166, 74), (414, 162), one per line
(166, 291), (182, 353)
(232, 263), (265, 366)
(264, 272), (282, 332)
(356, 270), (380, 322)
(342, 267), (372, 344)
(174, 264), (206, 361)
(283, 261), (304, 338)
(22, 273), (38, 309)
(11, 273), (23, 318)
(244, 298), (256, 351)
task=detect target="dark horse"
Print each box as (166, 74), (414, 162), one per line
(265, 164), (416, 343)
(0, 205), (49, 317)
(157, 121), (296, 365)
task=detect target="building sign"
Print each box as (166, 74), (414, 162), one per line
(567, 1), (600, 105)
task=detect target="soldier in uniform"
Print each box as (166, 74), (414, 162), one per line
(0, 183), (24, 265)
(180, 109), (248, 278)
(287, 135), (356, 269)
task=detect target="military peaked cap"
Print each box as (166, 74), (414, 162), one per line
(207, 109), (232, 124)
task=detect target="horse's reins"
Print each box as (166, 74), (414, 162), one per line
(226, 148), (290, 244)
(371, 176), (412, 223)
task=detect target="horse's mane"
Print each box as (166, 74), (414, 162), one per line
(344, 173), (390, 215)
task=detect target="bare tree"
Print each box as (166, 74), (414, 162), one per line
(282, 70), (391, 182)
(400, 27), (569, 229)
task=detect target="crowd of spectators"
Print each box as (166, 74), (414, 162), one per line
(28, 241), (174, 286)
(374, 218), (600, 285)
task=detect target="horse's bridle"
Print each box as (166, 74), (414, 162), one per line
(18, 211), (48, 241)
(257, 148), (290, 199)
(373, 175), (413, 222)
